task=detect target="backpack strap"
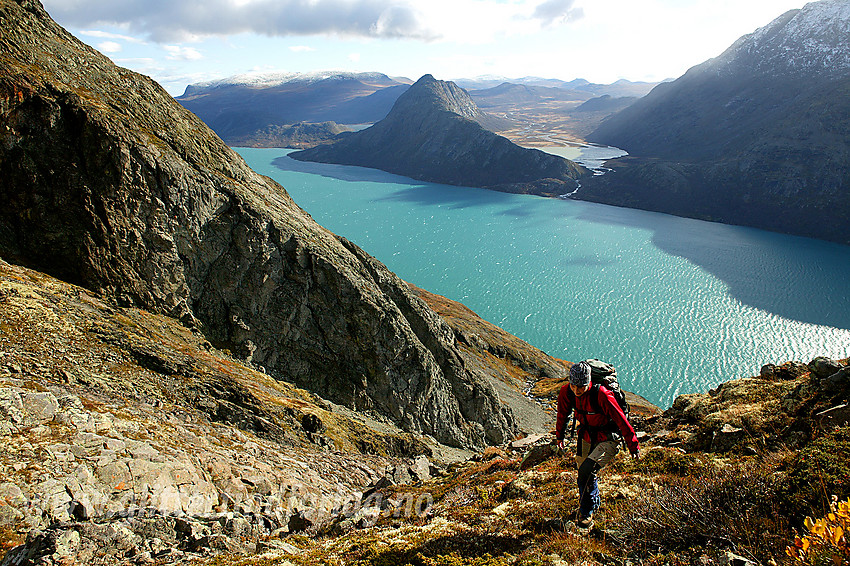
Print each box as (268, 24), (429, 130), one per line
(573, 383), (602, 416)
(576, 384), (621, 441)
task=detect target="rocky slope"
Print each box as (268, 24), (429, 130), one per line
(290, 75), (588, 196)
(0, 245), (662, 566)
(176, 72), (410, 146)
(3, 265), (845, 566)
(0, 257), (439, 563)
(584, 0), (850, 245)
(312, 357), (847, 566)
(0, 0), (520, 450)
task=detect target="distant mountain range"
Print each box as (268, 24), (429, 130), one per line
(454, 76), (660, 98)
(176, 71), (657, 148)
(176, 72), (411, 144)
(583, 0), (850, 245)
(290, 74), (587, 195)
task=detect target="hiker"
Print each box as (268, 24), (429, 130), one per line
(555, 361), (640, 529)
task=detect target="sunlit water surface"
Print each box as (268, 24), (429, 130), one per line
(238, 148), (850, 407)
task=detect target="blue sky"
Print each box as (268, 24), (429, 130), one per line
(42, 0), (809, 96)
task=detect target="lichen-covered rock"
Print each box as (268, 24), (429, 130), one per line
(20, 392), (58, 425)
(0, 389), (23, 424)
(823, 366), (850, 393)
(0, 0), (516, 449)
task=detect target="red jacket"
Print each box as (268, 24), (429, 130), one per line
(555, 384), (639, 455)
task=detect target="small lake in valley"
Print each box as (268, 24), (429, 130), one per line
(238, 147), (850, 408)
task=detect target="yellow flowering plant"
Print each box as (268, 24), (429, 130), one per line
(787, 497), (850, 566)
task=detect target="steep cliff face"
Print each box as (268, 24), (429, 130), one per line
(584, 0), (850, 245)
(291, 75), (587, 196)
(0, 0), (517, 449)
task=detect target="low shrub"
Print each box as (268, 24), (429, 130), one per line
(611, 447), (708, 476)
(605, 461), (790, 562)
(787, 497), (850, 566)
(783, 426), (850, 518)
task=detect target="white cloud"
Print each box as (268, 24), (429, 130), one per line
(348, 52), (361, 62)
(42, 0), (438, 42)
(44, 0), (584, 45)
(115, 57), (159, 68)
(411, 0), (585, 45)
(530, 0), (583, 27)
(289, 45), (316, 52)
(163, 45), (204, 60)
(80, 29), (146, 43)
(97, 41), (122, 53)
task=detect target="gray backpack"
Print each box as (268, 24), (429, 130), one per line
(584, 359), (630, 418)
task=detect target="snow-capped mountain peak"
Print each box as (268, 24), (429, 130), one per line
(190, 71), (396, 91)
(714, 0), (850, 78)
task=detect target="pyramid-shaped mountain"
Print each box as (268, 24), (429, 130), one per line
(291, 75), (587, 196)
(582, 0), (850, 245)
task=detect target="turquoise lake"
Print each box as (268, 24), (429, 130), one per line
(237, 147), (850, 408)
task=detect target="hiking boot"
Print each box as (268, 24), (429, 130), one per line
(576, 514), (594, 529)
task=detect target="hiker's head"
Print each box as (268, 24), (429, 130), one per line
(569, 361), (591, 395)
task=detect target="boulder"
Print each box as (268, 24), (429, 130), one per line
(0, 504), (23, 526)
(510, 433), (550, 450)
(20, 392), (59, 425)
(0, 483), (26, 507)
(519, 444), (557, 471)
(408, 455), (431, 483)
(37, 478), (74, 523)
(711, 424), (746, 452)
(388, 464), (412, 486)
(808, 357), (843, 378)
(774, 361), (809, 380)
(175, 517), (211, 551)
(0, 388), (23, 423)
(0, 528), (81, 566)
(822, 366), (850, 393)
(717, 550), (757, 566)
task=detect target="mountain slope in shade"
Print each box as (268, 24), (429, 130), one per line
(290, 74), (588, 196)
(0, 0), (518, 449)
(583, 0), (850, 245)
(176, 72), (411, 145)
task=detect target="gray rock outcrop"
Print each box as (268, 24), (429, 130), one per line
(0, 0), (516, 449)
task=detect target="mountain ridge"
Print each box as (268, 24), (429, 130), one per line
(180, 71), (410, 96)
